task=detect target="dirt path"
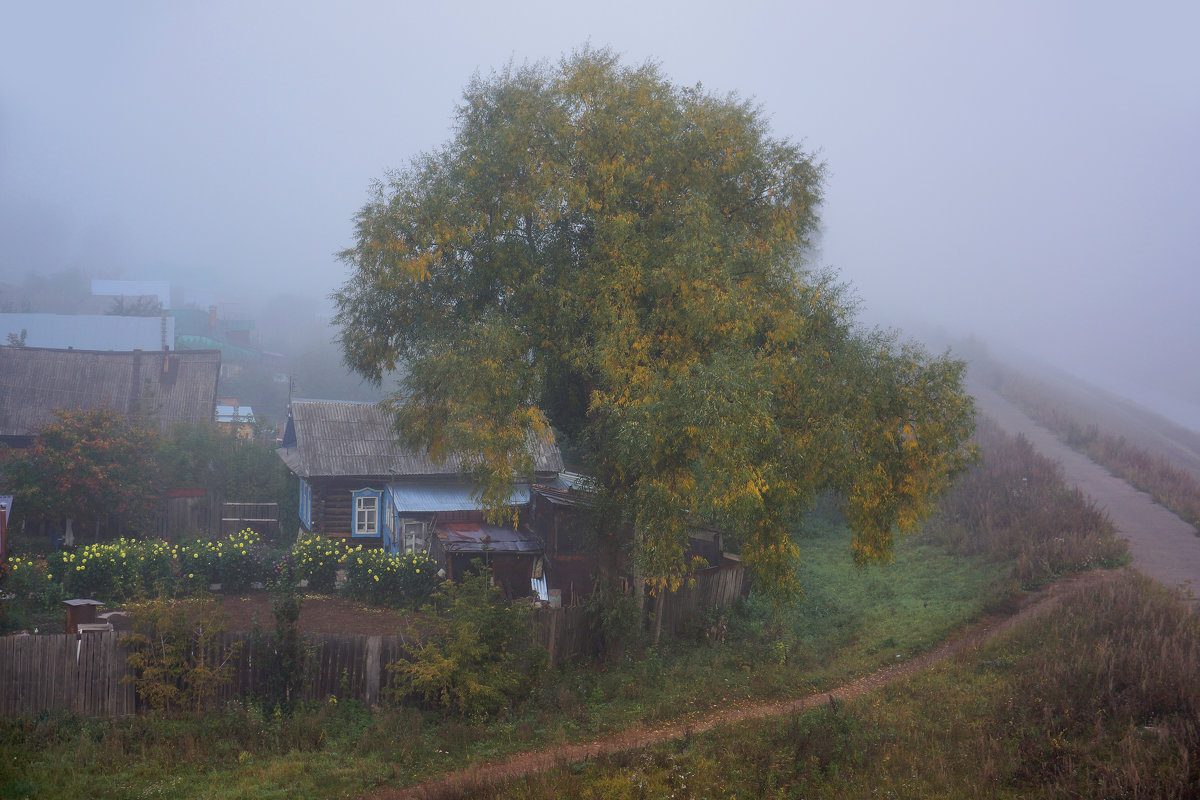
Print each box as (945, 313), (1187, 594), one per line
(361, 569), (1118, 800)
(973, 386), (1200, 600)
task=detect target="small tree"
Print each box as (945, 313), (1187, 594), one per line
(387, 566), (545, 716)
(122, 596), (241, 713)
(4, 406), (162, 539)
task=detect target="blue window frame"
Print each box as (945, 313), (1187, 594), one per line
(351, 488), (382, 537)
(298, 479), (312, 531)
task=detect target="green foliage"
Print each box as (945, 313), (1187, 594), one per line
(387, 566), (545, 716)
(36, 529), (275, 602)
(49, 537), (173, 601)
(0, 555), (63, 630)
(584, 577), (645, 660)
(334, 47), (975, 600)
(156, 422), (288, 509)
(340, 546), (440, 607)
(2, 406), (162, 536)
(121, 597), (242, 713)
(249, 557), (309, 714)
(290, 533), (349, 592)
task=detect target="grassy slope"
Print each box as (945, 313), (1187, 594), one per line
(479, 571), (1200, 799)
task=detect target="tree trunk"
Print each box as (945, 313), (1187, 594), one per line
(651, 590), (665, 645)
(633, 523), (646, 614)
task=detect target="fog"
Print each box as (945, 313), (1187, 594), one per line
(2, 1), (1197, 427)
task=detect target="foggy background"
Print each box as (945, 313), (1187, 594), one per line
(1, 1), (1196, 427)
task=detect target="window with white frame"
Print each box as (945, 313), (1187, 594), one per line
(352, 489), (381, 537)
(401, 520), (427, 554)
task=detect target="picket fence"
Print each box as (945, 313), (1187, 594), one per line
(1, 563), (742, 718)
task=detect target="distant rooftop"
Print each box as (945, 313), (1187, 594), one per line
(90, 280), (171, 310)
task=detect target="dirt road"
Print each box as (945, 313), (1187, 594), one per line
(972, 385), (1200, 599)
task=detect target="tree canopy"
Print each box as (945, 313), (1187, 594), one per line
(334, 48), (975, 601)
(3, 406), (162, 537)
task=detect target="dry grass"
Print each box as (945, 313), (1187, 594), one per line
(926, 417), (1128, 587)
(982, 360), (1200, 529)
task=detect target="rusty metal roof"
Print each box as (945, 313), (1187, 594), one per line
(434, 522), (543, 554)
(277, 399), (563, 480)
(0, 347), (220, 437)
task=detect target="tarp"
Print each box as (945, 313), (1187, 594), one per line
(386, 482), (529, 513)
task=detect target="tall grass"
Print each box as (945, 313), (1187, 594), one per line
(469, 572), (1200, 799)
(926, 417), (1128, 588)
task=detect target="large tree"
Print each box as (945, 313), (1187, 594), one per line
(334, 49), (974, 605)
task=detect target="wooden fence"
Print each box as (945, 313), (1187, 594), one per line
(657, 561), (746, 637)
(0, 563), (743, 718)
(0, 608), (593, 718)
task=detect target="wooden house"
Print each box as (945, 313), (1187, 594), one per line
(276, 399), (564, 596)
(0, 347), (221, 446)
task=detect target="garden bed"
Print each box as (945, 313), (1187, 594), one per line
(217, 592), (413, 636)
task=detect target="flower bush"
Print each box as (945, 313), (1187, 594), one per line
(341, 547), (439, 608)
(51, 538), (175, 601)
(291, 533), (350, 592)
(5, 529), (441, 613)
(0, 555), (63, 629)
(27, 530), (275, 601)
(183, 529), (272, 591)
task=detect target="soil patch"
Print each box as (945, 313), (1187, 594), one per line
(218, 593), (413, 636)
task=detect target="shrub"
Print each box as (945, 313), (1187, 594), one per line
(341, 547), (439, 607)
(927, 418), (1127, 586)
(54, 538), (175, 601)
(291, 533), (349, 592)
(206, 528), (272, 591)
(250, 557), (310, 714)
(0, 555), (63, 630)
(121, 596), (242, 713)
(387, 566), (545, 716)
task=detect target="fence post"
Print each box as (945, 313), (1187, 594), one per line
(364, 636), (382, 707)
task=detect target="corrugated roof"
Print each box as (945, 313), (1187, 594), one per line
(0, 347), (221, 437)
(388, 482), (529, 513)
(277, 399), (564, 479)
(434, 522), (543, 554)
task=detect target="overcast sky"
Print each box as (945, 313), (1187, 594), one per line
(1, 1), (1197, 426)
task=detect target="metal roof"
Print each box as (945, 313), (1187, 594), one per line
(388, 482), (529, 513)
(0, 347), (220, 437)
(0, 313), (174, 351)
(276, 399), (564, 479)
(434, 522), (543, 554)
